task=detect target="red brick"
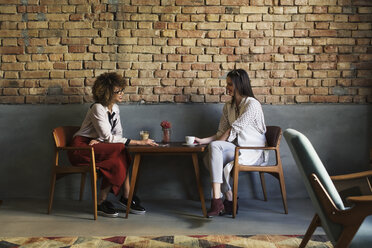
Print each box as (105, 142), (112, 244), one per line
(174, 95), (188, 102)
(309, 30), (337, 37)
(26, 5), (47, 13)
(310, 95), (338, 103)
(68, 45), (86, 53)
(0, 47), (24, 54)
(181, 55), (197, 63)
(176, 0), (204, 5)
(0, 96), (25, 104)
(154, 22), (167, 29)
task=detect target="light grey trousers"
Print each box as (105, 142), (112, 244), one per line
(207, 140), (237, 193)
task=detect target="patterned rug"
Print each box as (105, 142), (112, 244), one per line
(0, 235), (332, 247)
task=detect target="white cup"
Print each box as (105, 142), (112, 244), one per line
(185, 136), (195, 145)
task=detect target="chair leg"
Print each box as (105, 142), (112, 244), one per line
(278, 171), (288, 214)
(79, 173), (86, 201)
(335, 223), (363, 248)
(300, 214), (321, 248)
(259, 172), (268, 201)
(48, 172), (56, 214)
(90, 169), (97, 220)
(232, 166), (239, 218)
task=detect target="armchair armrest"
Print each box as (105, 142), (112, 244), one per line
(331, 170), (372, 181)
(346, 195), (372, 218)
(310, 173), (372, 224)
(347, 195), (372, 204)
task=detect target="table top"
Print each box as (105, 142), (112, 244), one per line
(127, 142), (207, 153)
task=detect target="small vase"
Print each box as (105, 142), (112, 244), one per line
(162, 128), (171, 143)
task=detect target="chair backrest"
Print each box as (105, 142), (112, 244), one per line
(265, 126), (281, 148)
(284, 128), (345, 244)
(53, 126), (80, 148)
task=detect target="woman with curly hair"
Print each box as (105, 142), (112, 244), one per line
(68, 72), (158, 218)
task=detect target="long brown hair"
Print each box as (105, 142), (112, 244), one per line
(227, 69), (255, 104)
(92, 72), (126, 106)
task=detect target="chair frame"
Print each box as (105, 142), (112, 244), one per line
(300, 172), (372, 248)
(48, 126), (98, 220)
(232, 126), (288, 218)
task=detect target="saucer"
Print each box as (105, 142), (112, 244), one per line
(182, 143), (197, 146)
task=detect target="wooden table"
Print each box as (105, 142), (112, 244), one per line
(125, 142), (207, 218)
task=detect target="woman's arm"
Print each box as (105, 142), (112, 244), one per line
(195, 103), (232, 145)
(216, 104), (230, 138)
(228, 99), (265, 142)
(89, 139), (100, 146)
(90, 105), (157, 146)
(129, 139), (158, 146)
(195, 135), (217, 145)
(217, 128), (231, 141)
(91, 105), (129, 144)
(89, 137), (158, 147)
(195, 127), (231, 144)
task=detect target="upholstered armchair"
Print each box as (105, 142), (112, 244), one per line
(284, 129), (372, 248)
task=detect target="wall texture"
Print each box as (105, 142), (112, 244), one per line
(0, 1), (371, 201)
(0, 0), (371, 105)
(0, 104), (370, 200)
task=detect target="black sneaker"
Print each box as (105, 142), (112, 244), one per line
(98, 200), (119, 218)
(118, 195), (146, 215)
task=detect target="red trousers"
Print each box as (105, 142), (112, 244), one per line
(68, 136), (130, 195)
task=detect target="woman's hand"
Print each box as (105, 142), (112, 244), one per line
(89, 139), (100, 146)
(195, 135), (216, 145)
(129, 139), (158, 146)
(194, 137), (205, 144)
(140, 139), (158, 146)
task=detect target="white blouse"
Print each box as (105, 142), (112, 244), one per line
(217, 97), (267, 165)
(74, 103), (130, 144)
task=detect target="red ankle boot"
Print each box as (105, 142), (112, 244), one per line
(207, 198), (224, 217)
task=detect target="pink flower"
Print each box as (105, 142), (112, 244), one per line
(160, 120), (171, 129)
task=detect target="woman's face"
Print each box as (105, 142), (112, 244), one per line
(111, 86), (124, 104)
(226, 77), (235, 96)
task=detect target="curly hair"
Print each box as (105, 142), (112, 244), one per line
(92, 72), (126, 106)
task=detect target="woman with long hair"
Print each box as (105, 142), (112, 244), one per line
(195, 69), (267, 217)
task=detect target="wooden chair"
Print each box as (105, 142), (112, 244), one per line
(48, 126), (98, 220)
(284, 128), (372, 248)
(232, 126), (288, 218)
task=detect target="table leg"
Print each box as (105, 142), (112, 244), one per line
(191, 153), (207, 217)
(125, 153), (141, 218)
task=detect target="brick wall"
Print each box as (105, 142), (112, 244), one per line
(0, 0), (371, 104)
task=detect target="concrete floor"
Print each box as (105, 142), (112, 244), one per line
(0, 197), (325, 237)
